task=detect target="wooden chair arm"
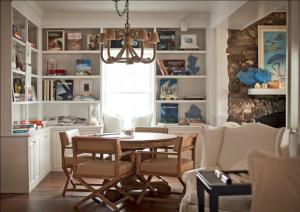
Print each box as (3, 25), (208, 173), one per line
(135, 150), (178, 156)
(119, 150), (134, 158)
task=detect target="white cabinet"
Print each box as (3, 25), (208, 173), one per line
(0, 128), (51, 193)
(28, 128), (51, 191)
(50, 126), (102, 171)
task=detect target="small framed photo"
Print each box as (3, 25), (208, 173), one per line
(80, 79), (94, 96)
(180, 34), (199, 49)
(28, 86), (37, 101)
(47, 30), (64, 51)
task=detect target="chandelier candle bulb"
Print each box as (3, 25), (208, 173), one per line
(99, 33), (106, 44)
(150, 32), (159, 43)
(138, 29), (148, 41)
(106, 29), (116, 40)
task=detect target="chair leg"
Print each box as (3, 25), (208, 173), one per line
(178, 177), (186, 200)
(62, 168), (73, 196)
(136, 175), (156, 204)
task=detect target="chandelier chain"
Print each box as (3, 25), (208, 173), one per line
(113, 0), (129, 22)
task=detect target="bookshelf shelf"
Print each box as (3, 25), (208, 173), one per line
(12, 68), (25, 75)
(157, 50), (207, 54)
(13, 101), (40, 105)
(42, 100), (101, 104)
(156, 100), (207, 104)
(12, 37), (26, 47)
(31, 47), (38, 53)
(156, 75), (206, 79)
(42, 75), (101, 79)
(42, 50), (101, 54)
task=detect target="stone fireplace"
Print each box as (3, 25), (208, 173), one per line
(227, 12), (286, 127)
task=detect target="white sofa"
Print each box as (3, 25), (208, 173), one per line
(180, 122), (289, 212)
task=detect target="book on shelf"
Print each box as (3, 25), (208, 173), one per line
(87, 33), (100, 50)
(47, 30), (64, 51)
(173, 69), (191, 75)
(160, 79), (178, 99)
(157, 30), (176, 50)
(43, 80), (56, 101)
(76, 59), (92, 75)
(163, 59), (185, 75)
(13, 124), (36, 134)
(67, 32), (82, 50)
(156, 60), (165, 76)
(160, 103), (178, 124)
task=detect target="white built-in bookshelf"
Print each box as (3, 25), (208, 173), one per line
(11, 7), (41, 130)
(154, 28), (207, 126)
(10, 14), (209, 131)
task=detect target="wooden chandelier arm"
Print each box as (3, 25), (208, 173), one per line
(141, 44), (156, 64)
(100, 44), (111, 64)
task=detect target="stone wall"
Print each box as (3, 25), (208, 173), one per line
(227, 12), (286, 125)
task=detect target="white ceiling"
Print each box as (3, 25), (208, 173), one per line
(34, 0), (229, 13)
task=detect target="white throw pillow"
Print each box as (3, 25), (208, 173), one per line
(200, 125), (224, 167)
(248, 150), (300, 212)
(103, 113), (123, 133)
(218, 123), (279, 170)
(133, 113), (153, 127)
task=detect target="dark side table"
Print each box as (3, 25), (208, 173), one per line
(196, 170), (251, 212)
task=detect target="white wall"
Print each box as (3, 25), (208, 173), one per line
(41, 11), (209, 29)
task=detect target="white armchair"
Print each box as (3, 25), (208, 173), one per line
(180, 122), (289, 212)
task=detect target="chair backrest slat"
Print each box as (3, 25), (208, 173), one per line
(72, 136), (120, 155)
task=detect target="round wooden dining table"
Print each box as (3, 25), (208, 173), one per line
(99, 132), (178, 150)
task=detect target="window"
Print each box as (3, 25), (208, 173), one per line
(102, 50), (155, 128)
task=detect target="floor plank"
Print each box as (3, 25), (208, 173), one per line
(1, 172), (182, 212)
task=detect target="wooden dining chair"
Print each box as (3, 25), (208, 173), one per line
(135, 134), (197, 204)
(59, 129), (93, 196)
(72, 136), (135, 211)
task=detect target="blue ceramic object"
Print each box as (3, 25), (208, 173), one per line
(237, 67), (271, 87)
(187, 55), (200, 75)
(185, 104), (203, 120)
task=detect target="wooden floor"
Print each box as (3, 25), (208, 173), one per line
(1, 172), (182, 212)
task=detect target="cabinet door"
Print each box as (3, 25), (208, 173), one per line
(33, 139), (40, 180)
(44, 130), (51, 173)
(28, 140), (35, 184)
(39, 133), (45, 176)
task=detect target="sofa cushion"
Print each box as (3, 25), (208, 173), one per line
(218, 123), (279, 170)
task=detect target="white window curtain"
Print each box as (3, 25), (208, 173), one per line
(102, 50), (155, 128)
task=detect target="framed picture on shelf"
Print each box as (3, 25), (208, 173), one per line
(157, 30), (176, 50)
(76, 59), (92, 75)
(67, 32), (82, 50)
(47, 30), (64, 51)
(180, 34), (199, 49)
(87, 33), (99, 50)
(79, 79), (94, 96)
(47, 58), (57, 72)
(55, 80), (73, 100)
(28, 86), (37, 101)
(16, 52), (25, 71)
(258, 25), (287, 88)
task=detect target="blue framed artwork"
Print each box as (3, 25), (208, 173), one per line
(258, 25), (287, 88)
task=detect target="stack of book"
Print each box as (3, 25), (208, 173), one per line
(13, 124), (36, 134)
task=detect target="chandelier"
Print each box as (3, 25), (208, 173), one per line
(100, 0), (159, 64)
